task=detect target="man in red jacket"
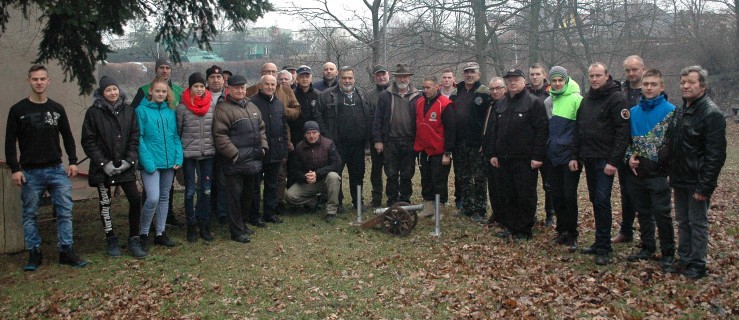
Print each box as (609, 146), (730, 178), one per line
(415, 76), (456, 217)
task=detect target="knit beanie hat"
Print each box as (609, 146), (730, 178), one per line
(549, 66), (568, 81)
(303, 121), (320, 133)
(155, 57), (172, 69)
(188, 72), (206, 88)
(97, 76), (119, 94)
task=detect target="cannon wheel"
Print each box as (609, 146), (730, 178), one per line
(381, 202), (418, 236)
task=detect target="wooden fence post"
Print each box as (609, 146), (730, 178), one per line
(1, 163), (25, 254)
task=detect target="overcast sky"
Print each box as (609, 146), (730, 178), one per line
(252, 0), (368, 31)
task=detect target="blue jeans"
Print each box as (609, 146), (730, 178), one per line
(183, 158), (213, 225)
(583, 159), (614, 253)
(21, 164), (74, 249)
(140, 169), (175, 236)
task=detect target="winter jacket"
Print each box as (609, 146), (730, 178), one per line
(526, 80), (550, 101)
(212, 96), (268, 175)
(487, 90), (548, 161)
(81, 92), (139, 186)
(176, 93), (216, 160)
(414, 93), (456, 155)
(666, 94), (727, 196)
(622, 82), (642, 107)
(251, 92), (289, 164)
(373, 83), (421, 143)
(367, 83), (390, 119)
(290, 136), (342, 183)
(544, 77), (582, 166)
(291, 85), (320, 144)
(623, 94), (675, 178)
(312, 78), (338, 92)
(316, 85), (372, 145)
(131, 81), (184, 111)
(247, 84), (300, 121)
(136, 97), (183, 173)
(450, 81), (491, 148)
(571, 77), (630, 166)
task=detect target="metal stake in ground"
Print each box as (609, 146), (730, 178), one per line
(356, 185), (363, 223)
(430, 194), (441, 237)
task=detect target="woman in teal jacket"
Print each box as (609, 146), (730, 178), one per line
(136, 76), (183, 249)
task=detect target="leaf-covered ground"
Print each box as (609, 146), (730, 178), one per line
(1, 123), (737, 319)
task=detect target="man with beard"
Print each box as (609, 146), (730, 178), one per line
(366, 65), (390, 207)
(315, 66), (372, 212)
(373, 64), (421, 206)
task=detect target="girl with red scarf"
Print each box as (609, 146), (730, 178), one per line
(176, 72), (216, 242)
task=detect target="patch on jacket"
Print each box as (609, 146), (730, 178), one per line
(311, 100), (316, 107)
(474, 97), (483, 105)
(430, 112), (438, 121)
(621, 109), (630, 120)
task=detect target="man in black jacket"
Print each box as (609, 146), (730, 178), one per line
(315, 67), (372, 211)
(285, 121), (343, 223)
(249, 75), (289, 226)
(487, 69), (548, 240)
(570, 62), (631, 266)
(667, 65), (727, 279)
(289, 65), (320, 188)
(373, 64), (421, 206)
(366, 65), (390, 207)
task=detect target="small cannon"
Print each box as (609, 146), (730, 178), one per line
(360, 202), (421, 236)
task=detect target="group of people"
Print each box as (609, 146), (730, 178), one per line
(5, 55), (726, 280)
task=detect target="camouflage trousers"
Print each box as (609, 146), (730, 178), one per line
(455, 145), (488, 216)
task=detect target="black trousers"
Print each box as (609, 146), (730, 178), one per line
(498, 158), (538, 236)
(626, 174), (674, 256)
(547, 162), (581, 238)
(383, 139), (415, 206)
(418, 152), (451, 203)
(97, 181), (141, 238)
(370, 146), (384, 205)
(337, 144), (366, 206)
(224, 173), (256, 238)
(251, 161), (281, 220)
(617, 163), (637, 237)
(539, 162), (554, 215)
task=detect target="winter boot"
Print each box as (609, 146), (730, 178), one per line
(106, 235), (122, 258)
(154, 232), (178, 247)
(127, 236), (147, 259)
(139, 234), (149, 254)
(186, 224), (198, 243)
(199, 223), (214, 242)
(23, 247), (43, 271)
(59, 245), (89, 268)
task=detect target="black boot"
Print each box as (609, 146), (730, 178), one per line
(128, 236), (147, 259)
(23, 247), (43, 272)
(106, 235), (122, 258)
(139, 234), (149, 253)
(199, 223), (214, 242)
(154, 232), (178, 247)
(186, 224), (198, 243)
(59, 245), (88, 268)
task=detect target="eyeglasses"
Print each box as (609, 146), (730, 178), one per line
(491, 86), (505, 91)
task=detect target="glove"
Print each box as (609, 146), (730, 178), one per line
(103, 161), (116, 176)
(112, 160), (132, 175)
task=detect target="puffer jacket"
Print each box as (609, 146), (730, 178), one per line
(251, 92), (289, 164)
(81, 91), (139, 186)
(545, 77), (582, 166)
(450, 81), (491, 148)
(136, 97), (183, 173)
(667, 94), (727, 196)
(213, 96), (268, 175)
(176, 90), (216, 160)
(571, 77), (630, 166)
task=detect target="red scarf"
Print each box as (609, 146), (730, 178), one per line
(182, 88), (212, 116)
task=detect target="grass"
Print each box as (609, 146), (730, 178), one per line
(1, 123), (737, 319)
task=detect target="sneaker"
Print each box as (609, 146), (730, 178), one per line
(23, 248), (43, 271)
(154, 232), (178, 247)
(683, 266), (707, 279)
(59, 246), (89, 268)
(106, 235), (122, 258)
(127, 236), (147, 259)
(627, 249), (656, 262)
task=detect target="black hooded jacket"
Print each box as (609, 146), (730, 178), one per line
(571, 77), (631, 166)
